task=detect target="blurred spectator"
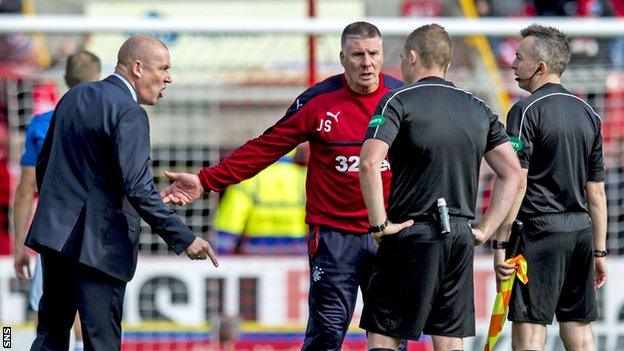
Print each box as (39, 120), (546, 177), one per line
(600, 72), (624, 145)
(534, 0), (620, 67)
(0, 0), (21, 12)
(401, 0), (443, 16)
(212, 147), (307, 255)
(0, 115), (9, 255)
(605, 0), (624, 69)
(214, 314), (240, 351)
(473, 0), (527, 68)
(529, 0), (577, 15)
(605, 138), (624, 254)
(13, 51), (100, 351)
(0, 0), (47, 258)
(0, 0), (41, 78)
(0, 34), (39, 76)
(30, 81), (58, 116)
(475, 0), (526, 16)
(0, 0), (20, 255)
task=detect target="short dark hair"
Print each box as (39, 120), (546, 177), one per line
(64, 51), (101, 88)
(341, 21), (381, 48)
(404, 23), (453, 70)
(520, 24), (570, 76)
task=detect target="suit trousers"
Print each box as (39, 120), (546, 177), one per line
(31, 250), (126, 351)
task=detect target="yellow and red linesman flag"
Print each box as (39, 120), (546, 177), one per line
(484, 254), (528, 351)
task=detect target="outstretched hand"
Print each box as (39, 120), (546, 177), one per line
(185, 237), (219, 267)
(160, 171), (205, 206)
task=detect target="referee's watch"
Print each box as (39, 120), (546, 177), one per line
(491, 240), (508, 250)
(369, 220), (389, 234)
(593, 250), (608, 257)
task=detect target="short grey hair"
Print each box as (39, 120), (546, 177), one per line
(520, 24), (570, 76)
(341, 21), (381, 48)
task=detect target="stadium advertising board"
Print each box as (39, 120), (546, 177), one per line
(1, 257), (623, 350)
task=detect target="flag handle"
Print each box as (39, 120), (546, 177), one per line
(505, 220), (523, 260)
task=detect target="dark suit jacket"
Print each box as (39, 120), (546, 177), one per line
(26, 75), (196, 282)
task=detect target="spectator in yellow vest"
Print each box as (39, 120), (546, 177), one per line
(213, 148), (307, 255)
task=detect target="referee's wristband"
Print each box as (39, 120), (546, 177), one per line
(491, 240), (508, 250)
(369, 220), (388, 234)
(593, 250), (608, 257)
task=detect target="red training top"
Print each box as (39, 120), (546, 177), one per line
(199, 73), (403, 233)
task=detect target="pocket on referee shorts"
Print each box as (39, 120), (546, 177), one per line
(400, 222), (443, 242)
(524, 213), (591, 243)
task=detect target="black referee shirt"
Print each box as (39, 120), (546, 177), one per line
(506, 83), (605, 217)
(364, 76), (508, 220)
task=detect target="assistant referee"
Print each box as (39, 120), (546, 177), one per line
(493, 24), (608, 351)
(358, 24), (522, 351)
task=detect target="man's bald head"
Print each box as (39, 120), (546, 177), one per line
(115, 35), (173, 105)
(116, 35), (167, 71)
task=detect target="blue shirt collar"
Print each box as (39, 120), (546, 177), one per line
(113, 72), (138, 103)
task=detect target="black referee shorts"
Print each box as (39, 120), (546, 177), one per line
(509, 212), (597, 324)
(360, 218), (475, 340)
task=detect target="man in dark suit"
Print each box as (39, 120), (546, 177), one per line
(25, 35), (219, 351)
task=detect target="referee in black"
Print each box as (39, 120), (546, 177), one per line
(358, 24), (522, 351)
(492, 24), (608, 351)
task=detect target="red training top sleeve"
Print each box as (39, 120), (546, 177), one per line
(198, 104), (312, 192)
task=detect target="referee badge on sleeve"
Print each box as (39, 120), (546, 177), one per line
(509, 136), (523, 152)
(369, 114), (385, 127)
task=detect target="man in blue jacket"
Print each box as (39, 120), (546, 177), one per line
(26, 35), (218, 351)
(14, 50), (102, 351)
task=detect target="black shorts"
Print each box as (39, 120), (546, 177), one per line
(509, 212), (597, 324)
(359, 219), (475, 340)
